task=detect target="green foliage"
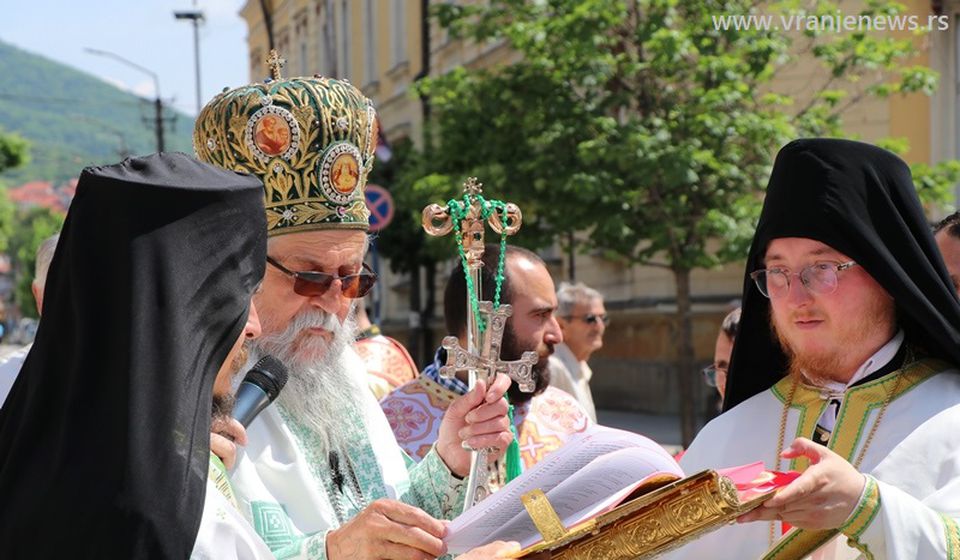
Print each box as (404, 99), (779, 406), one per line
(0, 126), (28, 253)
(366, 136), (464, 273)
(0, 128), (29, 173)
(0, 188), (14, 254)
(418, 0), (955, 273)
(0, 40), (194, 185)
(9, 206), (64, 319)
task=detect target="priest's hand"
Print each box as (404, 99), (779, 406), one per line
(737, 437), (866, 530)
(436, 373), (514, 478)
(210, 417), (247, 470)
(455, 540), (521, 559)
(325, 499), (447, 560)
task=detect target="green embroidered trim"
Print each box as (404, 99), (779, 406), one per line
(829, 361), (933, 464)
(410, 445), (467, 520)
(251, 501), (300, 552)
(941, 513), (960, 560)
(208, 452), (238, 509)
(278, 405), (389, 520)
(838, 475), (881, 560)
(760, 528), (835, 560)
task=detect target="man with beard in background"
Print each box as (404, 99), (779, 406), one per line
(195, 67), (515, 560)
(381, 245), (592, 490)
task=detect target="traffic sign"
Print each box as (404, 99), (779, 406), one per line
(365, 184), (395, 232)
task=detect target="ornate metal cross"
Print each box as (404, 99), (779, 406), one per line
(422, 177), (535, 508)
(440, 303), (538, 394)
(265, 49), (286, 80)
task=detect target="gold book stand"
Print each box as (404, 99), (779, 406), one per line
(512, 470), (774, 559)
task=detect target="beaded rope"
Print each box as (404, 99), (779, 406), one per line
(446, 194), (509, 332)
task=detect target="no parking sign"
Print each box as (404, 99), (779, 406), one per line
(365, 184), (395, 232)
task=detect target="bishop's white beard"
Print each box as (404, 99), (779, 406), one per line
(250, 306), (365, 455)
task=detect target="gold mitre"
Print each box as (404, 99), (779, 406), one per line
(194, 51), (376, 235)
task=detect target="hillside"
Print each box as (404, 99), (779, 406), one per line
(0, 40), (194, 185)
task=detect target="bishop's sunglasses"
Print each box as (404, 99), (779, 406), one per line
(266, 256), (377, 299)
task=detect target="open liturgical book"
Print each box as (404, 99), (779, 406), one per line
(444, 426), (798, 559)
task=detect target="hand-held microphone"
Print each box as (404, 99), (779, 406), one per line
(232, 355), (289, 427)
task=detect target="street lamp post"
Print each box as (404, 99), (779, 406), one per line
(174, 9), (205, 114)
(85, 47), (165, 152)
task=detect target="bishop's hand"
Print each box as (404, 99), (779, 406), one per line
(737, 437), (866, 530)
(436, 373), (513, 478)
(325, 499), (447, 560)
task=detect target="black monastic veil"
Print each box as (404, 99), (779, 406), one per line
(0, 153), (266, 558)
(724, 138), (960, 412)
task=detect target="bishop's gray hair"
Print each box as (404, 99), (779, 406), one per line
(556, 281), (603, 318)
(33, 233), (60, 291)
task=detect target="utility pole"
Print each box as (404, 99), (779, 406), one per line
(174, 7), (205, 113)
(85, 48), (167, 152)
(154, 98), (165, 152)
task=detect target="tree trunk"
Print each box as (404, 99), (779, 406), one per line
(409, 264), (423, 365)
(422, 260), (437, 365)
(673, 267), (697, 447)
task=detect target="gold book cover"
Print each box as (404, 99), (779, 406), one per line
(442, 426), (798, 560)
(514, 468), (790, 559)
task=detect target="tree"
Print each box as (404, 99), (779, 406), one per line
(9, 207), (64, 319)
(419, 0), (960, 444)
(0, 128), (29, 253)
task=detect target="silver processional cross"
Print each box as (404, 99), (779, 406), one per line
(422, 178), (537, 508)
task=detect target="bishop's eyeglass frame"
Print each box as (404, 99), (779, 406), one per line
(266, 256), (378, 299)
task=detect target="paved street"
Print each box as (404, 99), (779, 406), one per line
(0, 344), (24, 360)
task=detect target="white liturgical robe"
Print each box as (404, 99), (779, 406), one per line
(665, 357), (960, 559)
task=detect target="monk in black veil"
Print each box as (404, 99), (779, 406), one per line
(0, 152), (266, 558)
(667, 139), (960, 559)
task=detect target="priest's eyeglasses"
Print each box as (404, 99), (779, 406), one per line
(750, 261), (857, 299)
(701, 365), (725, 388)
(266, 256), (377, 299)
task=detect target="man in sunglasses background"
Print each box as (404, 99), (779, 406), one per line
(549, 281), (607, 423)
(664, 139), (960, 559)
(195, 72), (515, 559)
(381, 245), (592, 488)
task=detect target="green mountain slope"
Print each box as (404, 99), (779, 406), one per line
(0, 40), (194, 185)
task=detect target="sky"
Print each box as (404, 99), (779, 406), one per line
(0, 0), (251, 117)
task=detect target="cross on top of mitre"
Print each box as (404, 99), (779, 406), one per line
(266, 49), (286, 80)
(440, 302), (538, 392)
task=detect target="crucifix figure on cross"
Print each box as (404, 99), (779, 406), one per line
(422, 177), (536, 508)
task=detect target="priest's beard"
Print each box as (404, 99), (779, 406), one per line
(500, 324), (552, 404)
(771, 301), (896, 387)
(212, 342), (248, 423)
(211, 393), (236, 423)
(251, 306), (364, 455)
